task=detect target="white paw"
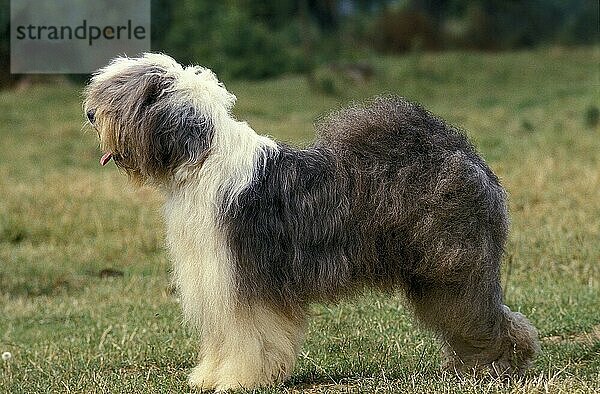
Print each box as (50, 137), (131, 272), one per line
(188, 363), (217, 390)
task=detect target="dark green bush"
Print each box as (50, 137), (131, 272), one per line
(0, 0), (597, 87)
(155, 2), (307, 80)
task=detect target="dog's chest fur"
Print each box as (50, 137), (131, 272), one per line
(162, 120), (277, 329)
(163, 168), (236, 331)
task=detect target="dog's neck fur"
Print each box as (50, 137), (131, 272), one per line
(168, 115), (277, 203)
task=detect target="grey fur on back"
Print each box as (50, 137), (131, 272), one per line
(225, 96), (509, 309)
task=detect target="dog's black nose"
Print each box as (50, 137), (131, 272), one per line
(87, 109), (95, 123)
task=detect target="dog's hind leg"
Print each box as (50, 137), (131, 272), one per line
(407, 269), (539, 376)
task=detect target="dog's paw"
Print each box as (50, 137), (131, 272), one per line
(188, 363), (218, 391)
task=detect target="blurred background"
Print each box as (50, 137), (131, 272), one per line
(0, 0), (597, 85)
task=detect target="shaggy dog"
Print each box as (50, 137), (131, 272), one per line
(83, 53), (539, 390)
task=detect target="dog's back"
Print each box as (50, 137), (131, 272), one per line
(224, 96), (508, 309)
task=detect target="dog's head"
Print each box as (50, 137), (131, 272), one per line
(83, 53), (236, 185)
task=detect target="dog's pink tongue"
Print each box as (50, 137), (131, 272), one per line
(100, 152), (113, 166)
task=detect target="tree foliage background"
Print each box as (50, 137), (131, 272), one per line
(0, 0), (598, 84)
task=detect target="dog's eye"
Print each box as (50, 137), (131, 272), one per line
(87, 109), (96, 123)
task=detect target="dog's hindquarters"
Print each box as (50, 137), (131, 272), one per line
(403, 154), (539, 375)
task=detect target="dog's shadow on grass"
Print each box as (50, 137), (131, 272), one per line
(283, 367), (533, 391)
(284, 368), (441, 391)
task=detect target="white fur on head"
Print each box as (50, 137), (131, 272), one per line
(92, 53), (236, 116)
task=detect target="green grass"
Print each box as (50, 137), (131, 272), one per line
(1, 47), (599, 393)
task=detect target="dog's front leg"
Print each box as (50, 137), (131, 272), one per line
(189, 304), (306, 391)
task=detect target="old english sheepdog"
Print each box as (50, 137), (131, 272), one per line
(83, 53), (539, 390)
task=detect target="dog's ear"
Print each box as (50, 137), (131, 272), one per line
(139, 96), (214, 179)
(140, 74), (163, 109)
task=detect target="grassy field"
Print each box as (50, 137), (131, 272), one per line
(1, 47), (599, 393)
